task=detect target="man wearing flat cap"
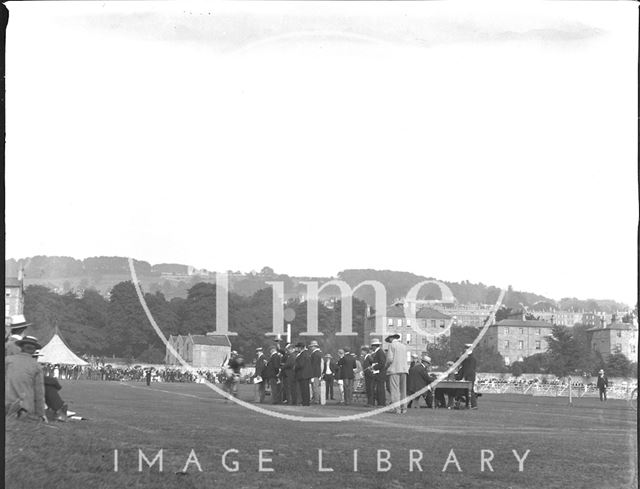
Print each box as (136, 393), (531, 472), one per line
(5, 336), (47, 422)
(385, 333), (409, 414)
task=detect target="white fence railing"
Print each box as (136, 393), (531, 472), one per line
(477, 381), (637, 401)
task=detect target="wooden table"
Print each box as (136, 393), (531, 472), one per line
(432, 380), (473, 409)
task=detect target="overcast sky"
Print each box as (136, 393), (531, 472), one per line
(5, 1), (638, 305)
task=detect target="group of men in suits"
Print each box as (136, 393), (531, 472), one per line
(252, 340), (362, 406)
(247, 337), (479, 412)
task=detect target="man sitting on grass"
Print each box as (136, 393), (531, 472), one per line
(5, 336), (47, 423)
(32, 350), (69, 422)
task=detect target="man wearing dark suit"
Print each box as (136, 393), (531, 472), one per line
(408, 354), (434, 408)
(253, 348), (268, 403)
(294, 342), (312, 406)
(459, 344), (477, 409)
(597, 369), (608, 402)
(361, 346), (375, 407)
(282, 345), (297, 405)
(264, 346), (282, 404)
(321, 354), (337, 401)
(370, 338), (387, 406)
(338, 347), (357, 405)
(309, 341), (323, 404)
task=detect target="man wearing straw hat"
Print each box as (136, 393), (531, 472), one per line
(370, 337), (386, 407)
(5, 336), (47, 422)
(408, 353), (434, 408)
(5, 314), (32, 356)
(385, 333), (408, 414)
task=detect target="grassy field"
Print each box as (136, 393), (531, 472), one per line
(5, 380), (637, 489)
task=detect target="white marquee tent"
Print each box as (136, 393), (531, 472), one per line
(37, 330), (89, 366)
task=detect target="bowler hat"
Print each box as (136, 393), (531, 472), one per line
(421, 354), (432, 364)
(16, 336), (42, 349)
(370, 338), (382, 346)
(295, 342), (306, 348)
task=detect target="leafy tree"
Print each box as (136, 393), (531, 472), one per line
(181, 282), (217, 334)
(510, 361), (524, 378)
(521, 353), (551, 374)
(426, 336), (450, 367)
(474, 345), (508, 373)
(106, 281), (158, 357)
(546, 326), (582, 378)
(605, 353), (632, 377)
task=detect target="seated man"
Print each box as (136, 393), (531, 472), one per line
(5, 336), (46, 422)
(33, 351), (69, 421)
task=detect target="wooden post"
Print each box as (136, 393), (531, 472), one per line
(568, 376), (573, 407)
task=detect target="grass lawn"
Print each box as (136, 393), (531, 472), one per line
(5, 380), (637, 489)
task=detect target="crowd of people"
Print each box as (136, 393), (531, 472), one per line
(220, 333), (479, 413)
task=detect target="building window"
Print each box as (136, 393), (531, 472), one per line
(504, 356), (510, 366)
(421, 337), (427, 345)
(397, 319), (403, 327)
(519, 328), (524, 334)
(405, 333), (411, 343)
(615, 343), (622, 353)
(616, 331), (622, 337)
(518, 341), (524, 350)
(504, 327), (509, 334)
(535, 341), (541, 350)
(536, 328), (541, 335)
(387, 318), (393, 326)
(406, 319), (411, 327)
(440, 320), (446, 329)
(431, 320), (436, 329)
(504, 340), (510, 349)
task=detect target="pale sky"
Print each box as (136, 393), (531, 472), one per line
(5, 1), (638, 305)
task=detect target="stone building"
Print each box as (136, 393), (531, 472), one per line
(5, 276), (24, 319)
(165, 334), (232, 368)
(587, 322), (638, 362)
(364, 302), (453, 360)
(482, 319), (554, 366)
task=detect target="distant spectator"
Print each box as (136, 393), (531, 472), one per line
(597, 369), (608, 402)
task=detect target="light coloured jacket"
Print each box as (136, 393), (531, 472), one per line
(385, 340), (408, 375)
(5, 352), (46, 417)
